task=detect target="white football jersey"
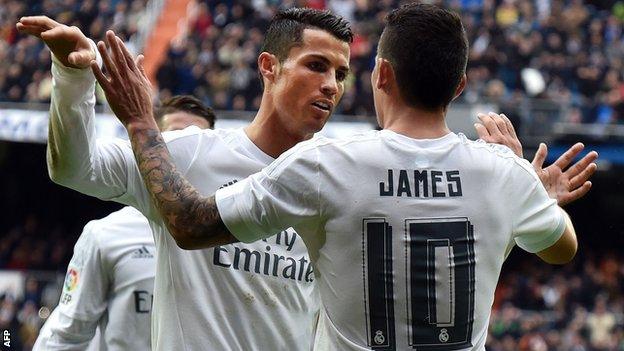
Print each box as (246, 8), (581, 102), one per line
(33, 206), (155, 351)
(216, 130), (566, 351)
(48, 55), (319, 350)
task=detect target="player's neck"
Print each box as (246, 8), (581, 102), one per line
(245, 105), (309, 159)
(381, 105), (451, 139)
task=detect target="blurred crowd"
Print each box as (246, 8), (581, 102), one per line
(1, 0), (623, 124)
(0, 275), (60, 350)
(487, 253), (624, 350)
(0, 0), (146, 104)
(0, 214), (73, 271)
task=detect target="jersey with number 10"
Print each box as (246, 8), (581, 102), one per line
(216, 130), (566, 350)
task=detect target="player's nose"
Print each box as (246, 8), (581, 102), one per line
(320, 73), (338, 98)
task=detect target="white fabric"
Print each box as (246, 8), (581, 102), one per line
(48, 55), (319, 351)
(216, 129), (566, 351)
(33, 207), (154, 351)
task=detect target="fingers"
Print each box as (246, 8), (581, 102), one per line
(562, 181), (592, 206)
(135, 54), (152, 90)
(501, 113), (518, 139)
(39, 25), (71, 41)
(569, 161), (597, 189)
(91, 60), (112, 91)
(18, 16), (59, 30)
(15, 23), (46, 37)
(135, 54), (147, 77)
(478, 112), (504, 138)
(532, 143), (548, 169)
(68, 50), (94, 67)
(492, 112), (509, 134)
(106, 31), (129, 72)
(474, 122), (491, 141)
(566, 149), (598, 183)
(564, 150), (598, 176)
(116, 36), (138, 73)
(97, 40), (123, 84)
(553, 143), (585, 169)
(477, 112), (523, 157)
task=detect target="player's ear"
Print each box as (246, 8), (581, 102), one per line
(375, 57), (393, 91)
(452, 74), (467, 101)
(258, 52), (278, 85)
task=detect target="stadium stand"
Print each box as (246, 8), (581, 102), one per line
(0, 0), (623, 350)
(2, 0), (623, 123)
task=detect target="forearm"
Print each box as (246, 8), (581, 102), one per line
(127, 122), (236, 249)
(47, 50), (99, 185)
(47, 48), (131, 200)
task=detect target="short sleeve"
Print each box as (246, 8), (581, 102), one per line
(56, 223), (109, 321)
(215, 145), (321, 243)
(36, 223), (109, 348)
(512, 167), (566, 253)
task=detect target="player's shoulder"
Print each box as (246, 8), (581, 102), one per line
(295, 130), (381, 153)
(164, 126), (252, 150)
(161, 125), (214, 143)
(458, 134), (537, 178)
(79, 207), (152, 250)
(272, 131), (378, 163)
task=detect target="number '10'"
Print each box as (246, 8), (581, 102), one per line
(362, 217), (476, 350)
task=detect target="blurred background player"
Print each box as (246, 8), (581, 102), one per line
(17, 9), (352, 350)
(102, 3), (598, 351)
(32, 96), (215, 351)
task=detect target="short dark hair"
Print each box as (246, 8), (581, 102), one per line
(378, 3), (468, 111)
(260, 8), (353, 62)
(154, 95), (216, 128)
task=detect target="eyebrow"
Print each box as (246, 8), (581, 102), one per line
(309, 54), (350, 75)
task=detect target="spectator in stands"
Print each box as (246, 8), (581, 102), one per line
(4, 0), (623, 125)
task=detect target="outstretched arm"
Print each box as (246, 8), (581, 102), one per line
(91, 31), (236, 249)
(17, 16), (134, 201)
(474, 112), (598, 206)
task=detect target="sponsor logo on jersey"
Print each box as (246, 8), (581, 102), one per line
(213, 230), (315, 283)
(134, 290), (153, 313)
(64, 268), (79, 292)
(131, 245), (154, 259)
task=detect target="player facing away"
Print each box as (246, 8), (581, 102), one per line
(17, 8), (352, 350)
(94, 3), (598, 351)
(33, 96), (215, 351)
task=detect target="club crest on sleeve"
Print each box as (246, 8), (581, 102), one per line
(63, 268), (79, 292)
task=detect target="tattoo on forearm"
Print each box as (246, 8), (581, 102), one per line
(130, 128), (237, 248)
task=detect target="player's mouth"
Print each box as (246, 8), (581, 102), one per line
(311, 100), (333, 114)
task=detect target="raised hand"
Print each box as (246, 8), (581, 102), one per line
(16, 16), (94, 69)
(90, 31), (154, 129)
(532, 143), (598, 206)
(473, 111), (598, 205)
(474, 112), (523, 157)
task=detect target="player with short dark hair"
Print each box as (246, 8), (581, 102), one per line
(261, 8), (354, 62)
(33, 98), (213, 351)
(18, 7), (352, 350)
(154, 95), (216, 130)
(99, 3), (597, 351)
(377, 4), (468, 110)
